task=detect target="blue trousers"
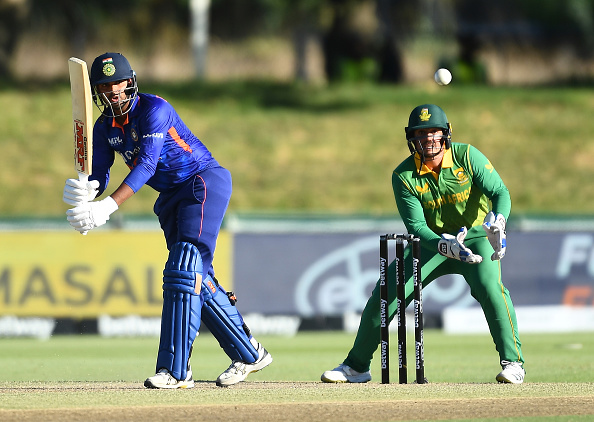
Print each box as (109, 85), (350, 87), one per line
(153, 166), (258, 378)
(154, 165), (232, 280)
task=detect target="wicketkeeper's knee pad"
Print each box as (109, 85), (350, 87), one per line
(156, 242), (203, 381)
(200, 276), (259, 363)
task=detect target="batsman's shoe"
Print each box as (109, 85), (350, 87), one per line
(496, 361), (525, 384)
(321, 364), (371, 383)
(144, 368), (195, 389)
(216, 341), (273, 387)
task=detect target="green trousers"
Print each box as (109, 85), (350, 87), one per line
(344, 236), (524, 373)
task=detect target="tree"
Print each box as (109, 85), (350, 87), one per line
(0, 0), (29, 77)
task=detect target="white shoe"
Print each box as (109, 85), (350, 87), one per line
(321, 364), (371, 383)
(496, 361), (525, 384)
(144, 368), (195, 389)
(216, 340), (273, 387)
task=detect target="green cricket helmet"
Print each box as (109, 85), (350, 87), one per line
(405, 104), (452, 154)
(90, 52), (138, 117)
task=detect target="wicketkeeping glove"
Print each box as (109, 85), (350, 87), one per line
(438, 227), (483, 264)
(482, 211), (507, 261)
(66, 197), (118, 234)
(63, 178), (100, 206)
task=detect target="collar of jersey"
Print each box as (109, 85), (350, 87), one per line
(414, 148), (453, 175)
(111, 113), (129, 130)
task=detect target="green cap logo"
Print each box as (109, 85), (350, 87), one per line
(419, 108), (431, 121)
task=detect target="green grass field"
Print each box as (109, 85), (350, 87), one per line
(1, 331), (592, 421)
(2, 81), (594, 219)
(1, 330), (593, 384)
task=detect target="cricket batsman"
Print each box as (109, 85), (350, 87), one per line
(62, 52), (272, 388)
(322, 104), (525, 384)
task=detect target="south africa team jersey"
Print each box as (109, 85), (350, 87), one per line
(91, 93), (217, 194)
(392, 142), (511, 248)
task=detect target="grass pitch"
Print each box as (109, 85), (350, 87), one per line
(0, 330), (592, 421)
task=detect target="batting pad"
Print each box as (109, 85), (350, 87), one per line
(156, 242), (203, 381)
(200, 276), (259, 363)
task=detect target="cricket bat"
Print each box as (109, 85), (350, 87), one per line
(68, 57), (93, 183)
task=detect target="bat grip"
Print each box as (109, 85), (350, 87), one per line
(77, 172), (89, 236)
(78, 172), (88, 184)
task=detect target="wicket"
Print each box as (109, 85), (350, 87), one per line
(379, 234), (426, 384)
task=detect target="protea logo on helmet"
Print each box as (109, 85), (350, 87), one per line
(102, 57), (116, 76)
(419, 108), (431, 121)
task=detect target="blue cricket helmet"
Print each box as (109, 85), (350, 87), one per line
(90, 52), (135, 86)
(89, 52), (138, 117)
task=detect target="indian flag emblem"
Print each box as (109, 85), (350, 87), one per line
(102, 57), (116, 76)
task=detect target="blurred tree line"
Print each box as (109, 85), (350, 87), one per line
(2, 0), (594, 83)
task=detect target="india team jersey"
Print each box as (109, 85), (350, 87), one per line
(91, 93), (216, 194)
(392, 143), (511, 245)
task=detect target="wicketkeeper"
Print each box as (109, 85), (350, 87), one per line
(322, 104), (525, 384)
(62, 52), (272, 388)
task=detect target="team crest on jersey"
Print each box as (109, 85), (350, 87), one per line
(131, 128), (138, 142)
(454, 167), (469, 185)
(419, 108), (431, 121)
(415, 182), (430, 194)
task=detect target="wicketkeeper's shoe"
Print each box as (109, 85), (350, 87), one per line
(144, 368), (195, 389)
(321, 364), (371, 383)
(216, 339), (273, 387)
(496, 361), (525, 384)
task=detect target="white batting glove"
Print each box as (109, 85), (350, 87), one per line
(482, 211), (507, 261)
(438, 227), (483, 264)
(66, 197), (118, 234)
(63, 178), (100, 206)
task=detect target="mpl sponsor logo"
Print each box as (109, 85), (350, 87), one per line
(108, 135), (123, 146)
(294, 236), (474, 316)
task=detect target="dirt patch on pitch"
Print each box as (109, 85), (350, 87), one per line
(2, 382), (593, 422)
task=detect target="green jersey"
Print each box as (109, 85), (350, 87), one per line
(392, 142), (511, 250)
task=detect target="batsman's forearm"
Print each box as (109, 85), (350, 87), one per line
(110, 182), (135, 206)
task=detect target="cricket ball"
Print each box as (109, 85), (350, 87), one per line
(434, 68), (452, 86)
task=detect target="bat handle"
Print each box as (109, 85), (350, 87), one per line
(78, 172), (88, 184)
(77, 172), (89, 236)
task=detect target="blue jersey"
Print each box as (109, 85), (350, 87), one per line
(91, 93), (217, 194)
